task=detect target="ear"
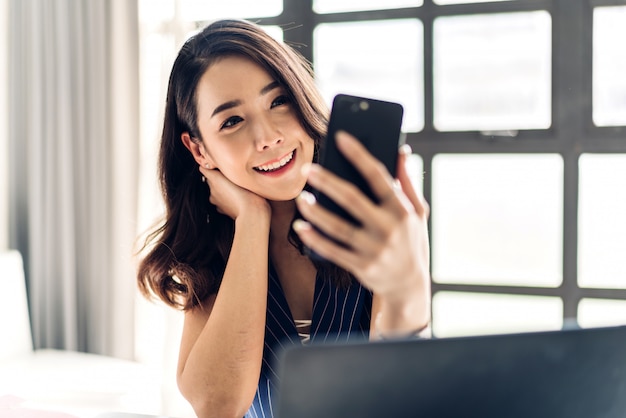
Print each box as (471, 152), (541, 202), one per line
(181, 132), (216, 169)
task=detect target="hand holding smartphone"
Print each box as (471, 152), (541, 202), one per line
(306, 94), (405, 260)
(313, 93), (405, 226)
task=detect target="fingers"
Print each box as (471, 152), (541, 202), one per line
(335, 131), (403, 211)
(302, 163), (391, 234)
(295, 190), (381, 255)
(296, 135), (431, 262)
(396, 145), (429, 219)
(292, 219), (362, 270)
(297, 131), (413, 251)
(302, 130), (404, 232)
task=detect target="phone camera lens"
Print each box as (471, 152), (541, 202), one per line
(349, 100), (369, 112)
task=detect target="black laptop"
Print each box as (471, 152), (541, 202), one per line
(275, 325), (626, 418)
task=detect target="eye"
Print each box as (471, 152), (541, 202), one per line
(220, 115), (243, 130)
(271, 95), (291, 109)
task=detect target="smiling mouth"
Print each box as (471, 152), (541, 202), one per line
(254, 150), (295, 172)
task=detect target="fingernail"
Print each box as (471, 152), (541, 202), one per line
(303, 163), (321, 179)
(292, 219), (311, 232)
(298, 190), (316, 205)
(399, 144), (412, 155)
(335, 130), (353, 146)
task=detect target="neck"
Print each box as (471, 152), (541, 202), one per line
(270, 200), (296, 257)
(269, 199), (297, 246)
(268, 199), (316, 286)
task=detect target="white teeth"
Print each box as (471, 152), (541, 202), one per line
(256, 151), (294, 172)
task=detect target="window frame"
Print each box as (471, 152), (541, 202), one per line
(249, 0), (626, 325)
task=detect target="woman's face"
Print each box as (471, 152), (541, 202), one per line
(193, 55), (315, 201)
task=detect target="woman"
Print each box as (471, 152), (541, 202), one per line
(137, 19), (431, 418)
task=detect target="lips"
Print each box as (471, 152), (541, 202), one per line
(254, 150), (295, 173)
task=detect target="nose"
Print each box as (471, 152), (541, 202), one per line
(254, 115), (283, 151)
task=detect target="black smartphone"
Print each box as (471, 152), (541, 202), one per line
(313, 93), (404, 224)
(305, 94), (404, 259)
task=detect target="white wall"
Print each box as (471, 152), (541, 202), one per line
(0, 0), (9, 251)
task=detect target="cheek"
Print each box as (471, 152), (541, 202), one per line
(209, 144), (254, 184)
(303, 136), (315, 162)
(205, 141), (244, 169)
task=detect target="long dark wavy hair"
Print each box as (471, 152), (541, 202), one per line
(136, 19), (353, 310)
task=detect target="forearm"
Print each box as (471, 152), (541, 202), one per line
(179, 214), (270, 417)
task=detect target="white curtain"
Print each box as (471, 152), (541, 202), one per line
(8, 0), (139, 359)
(1, 0), (8, 251)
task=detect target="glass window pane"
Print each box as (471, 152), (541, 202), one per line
(260, 26), (283, 43)
(578, 299), (626, 328)
(593, 6), (626, 127)
(432, 292), (563, 338)
(314, 20), (424, 132)
(434, 11), (551, 131)
(180, 0), (282, 20)
(578, 154), (626, 290)
(432, 154), (563, 287)
(314, 0), (422, 14)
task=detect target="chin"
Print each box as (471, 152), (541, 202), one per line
(265, 187), (304, 202)
(268, 193), (300, 202)
(256, 177), (307, 202)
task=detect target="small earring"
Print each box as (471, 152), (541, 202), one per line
(204, 163), (210, 169)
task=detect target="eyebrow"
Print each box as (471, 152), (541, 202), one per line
(210, 81), (282, 118)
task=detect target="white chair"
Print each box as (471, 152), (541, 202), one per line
(0, 250), (165, 417)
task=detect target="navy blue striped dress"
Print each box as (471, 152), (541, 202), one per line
(245, 263), (372, 417)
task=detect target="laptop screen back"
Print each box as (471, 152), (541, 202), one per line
(275, 326), (626, 418)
